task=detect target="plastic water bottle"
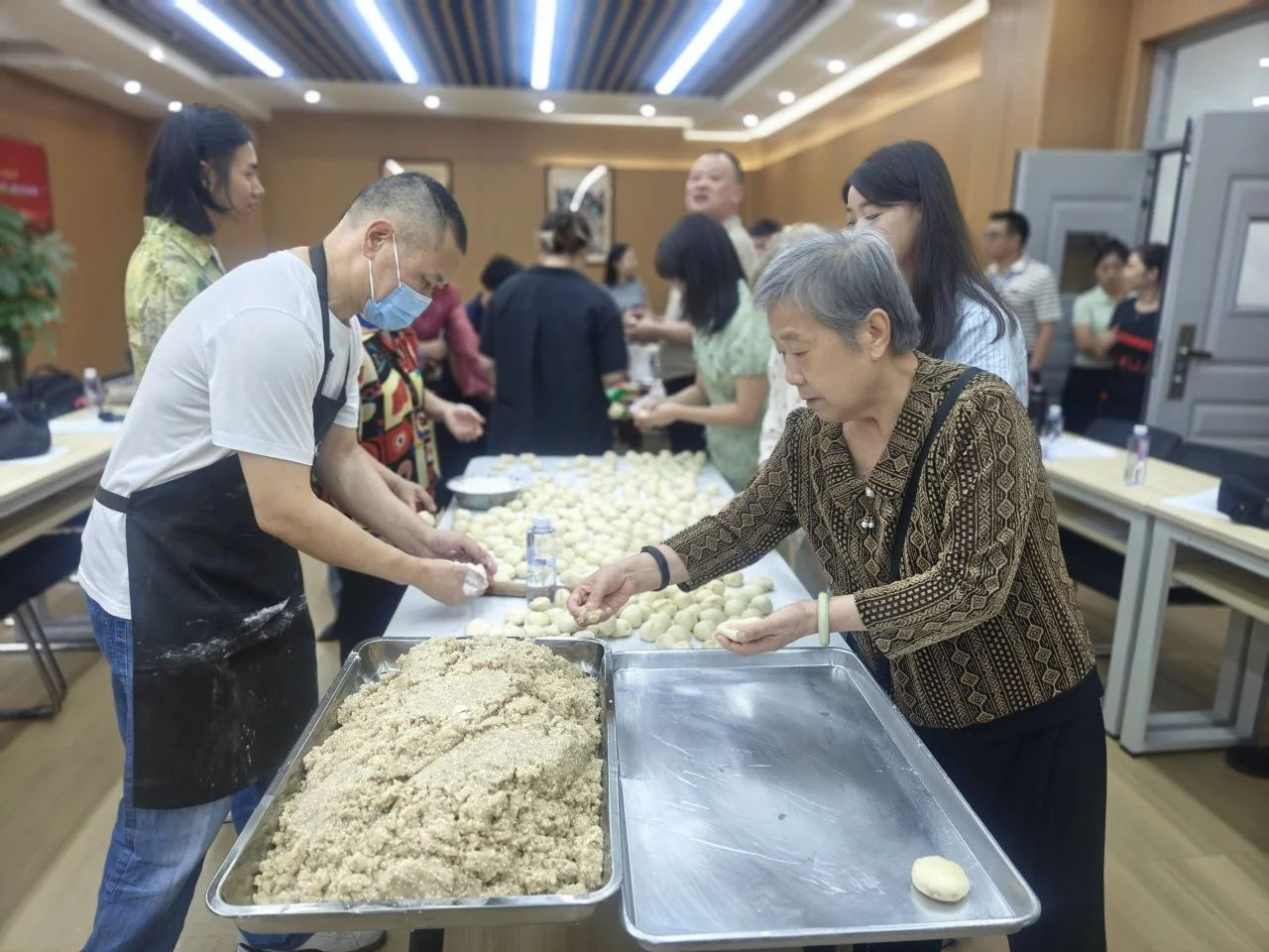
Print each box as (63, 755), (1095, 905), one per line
(83, 367), (104, 410)
(525, 516), (557, 602)
(1124, 424), (1149, 487)
(1041, 404), (1063, 458)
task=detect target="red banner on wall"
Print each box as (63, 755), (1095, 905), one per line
(0, 136), (54, 232)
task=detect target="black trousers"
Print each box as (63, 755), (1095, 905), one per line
(663, 374), (706, 453)
(330, 566), (408, 663)
(1060, 366), (1108, 435)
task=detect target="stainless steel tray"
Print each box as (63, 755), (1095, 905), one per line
(206, 637), (621, 931)
(612, 648), (1040, 950)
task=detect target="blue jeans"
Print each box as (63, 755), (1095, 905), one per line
(83, 596), (311, 952)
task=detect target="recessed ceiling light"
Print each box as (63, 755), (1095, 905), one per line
(655, 0), (744, 95)
(531, 0), (557, 91)
(353, 0), (420, 84)
(168, 100), (183, 112)
(148, 44), (166, 63)
(539, 99), (556, 114)
(743, 113), (759, 128)
(827, 59), (846, 74)
(123, 80), (141, 95)
(1254, 96), (1269, 108)
(640, 103), (657, 118)
(778, 90), (796, 105)
(424, 95), (440, 109)
(176, 0), (285, 77)
(896, 12), (918, 29)
(1261, 57), (1269, 68)
(303, 89), (321, 104)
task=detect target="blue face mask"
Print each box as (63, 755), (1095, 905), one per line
(361, 234), (431, 331)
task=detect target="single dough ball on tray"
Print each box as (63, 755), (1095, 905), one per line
(911, 856), (970, 903)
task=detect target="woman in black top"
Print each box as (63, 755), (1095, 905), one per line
(480, 211), (628, 454)
(1097, 243), (1167, 422)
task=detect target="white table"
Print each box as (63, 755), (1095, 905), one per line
(383, 455), (829, 651)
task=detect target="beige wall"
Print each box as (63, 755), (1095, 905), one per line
(0, 69), (147, 378)
(4, 0), (1258, 375)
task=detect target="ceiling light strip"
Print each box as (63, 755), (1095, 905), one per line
(174, 0), (285, 78)
(354, 0), (421, 84)
(655, 0), (745, 96)
(531, 0), (557, 90)
(688, 0), (987, 141)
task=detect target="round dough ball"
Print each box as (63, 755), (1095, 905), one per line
(749, 595), (774, 616)
(556, 614), (579, 635)
(740, 608), (764, 620)
(723, 597), (748, 618)
(614, 619), (633, 639)
(738, 584), (762, 601)
(670, 589), (695, 609)
(911, 856), (970, 903)
(541, 623), (562, 637)
(669, 640), (691, 650)
(753, 575), (775, 593)
(644, 611), (672, 632)
(619, 604), (646, 628)
(505, 608), (528, 626)
(503, 625), (525, 639)
(692, 620), (717, 641)
(597, 618), (618, 638)
(494, 563), (515, 583)
(722, 571), (744, 587)
(464, 618), (492, 637)
(672, 608), (700, 631)
(576, 628), (597, 639)
(529, 596), (553, 612)
(706, 579), (726, 596)
(654, 630), (679, 649)
(554, 588), (571, 608)
(527, 610), (551, 627)
(663, 624), (690, 643)
(486, 625), (505, 637)
(699, 633), (723, 649)
(514, 561), (529, 578)
(639, 624), (660, 643)
(698, 607), (725, 625)
(695, 591), (724, 609)
(523, 625), (545, 638)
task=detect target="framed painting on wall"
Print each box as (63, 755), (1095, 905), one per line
(545, 164), (612, 264)
(381, 158), (452, 191)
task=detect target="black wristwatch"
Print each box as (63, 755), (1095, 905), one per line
(640, 545), (671, 591)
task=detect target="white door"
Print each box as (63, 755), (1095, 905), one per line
(1148, 111), (1269, 455)
(1010, 150), (1152, 399)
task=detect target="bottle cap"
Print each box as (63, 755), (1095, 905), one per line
(1047, 404), (1062, 417)
(1133, 424), (1149, 436)
(533, 516), (552, 531)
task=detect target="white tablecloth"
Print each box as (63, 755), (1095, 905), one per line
(383, 455), (834, 651)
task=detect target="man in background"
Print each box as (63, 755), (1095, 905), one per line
(984, 209), (1061, 379)
(748, 217), (783, 259)
(626, 150), (757, 452)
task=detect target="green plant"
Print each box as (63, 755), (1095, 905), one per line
(0, 204), (75, 382)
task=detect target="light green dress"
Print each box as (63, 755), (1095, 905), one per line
(692, 281), (770, 488)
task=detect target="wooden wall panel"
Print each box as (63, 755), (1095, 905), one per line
(0, 69), (148, 377)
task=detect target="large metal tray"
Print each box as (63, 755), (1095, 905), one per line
(612, 648), (1040, 950)
(206, 637), (621, 931)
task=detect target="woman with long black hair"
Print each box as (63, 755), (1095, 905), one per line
(126, 104), (264, 378)
(635, 214), (770, 488)
(844, 141), (1027, 403)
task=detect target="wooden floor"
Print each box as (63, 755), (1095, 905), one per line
(0, 565), (1265, 952)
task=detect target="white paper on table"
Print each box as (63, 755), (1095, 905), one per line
(1043, 436), (1118, 461)
(0, 445), (70, 466)
(48, 417), (124, 435)
(1161, 487), (1229, 522)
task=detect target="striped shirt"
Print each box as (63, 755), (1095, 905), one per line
(987, 257), (1061, 350)
(943, 296), (1028, 404)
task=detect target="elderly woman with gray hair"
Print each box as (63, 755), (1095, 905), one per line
(571, 230), (1106, 952)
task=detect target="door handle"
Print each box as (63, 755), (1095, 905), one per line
(1168, 324), (1212, 399)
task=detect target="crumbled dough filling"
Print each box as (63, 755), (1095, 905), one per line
(253, 637), (603, 903)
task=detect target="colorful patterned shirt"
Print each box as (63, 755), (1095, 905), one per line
(357, 327), (440, 490)
(124, 216), (224, 379)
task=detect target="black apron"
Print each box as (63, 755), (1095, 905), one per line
(94, 244), (350, 809)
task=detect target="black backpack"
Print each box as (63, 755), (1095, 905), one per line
(0, 396), (51, 460)
(17, 365), (84, 418)
(1218, 472), (1269, 529)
